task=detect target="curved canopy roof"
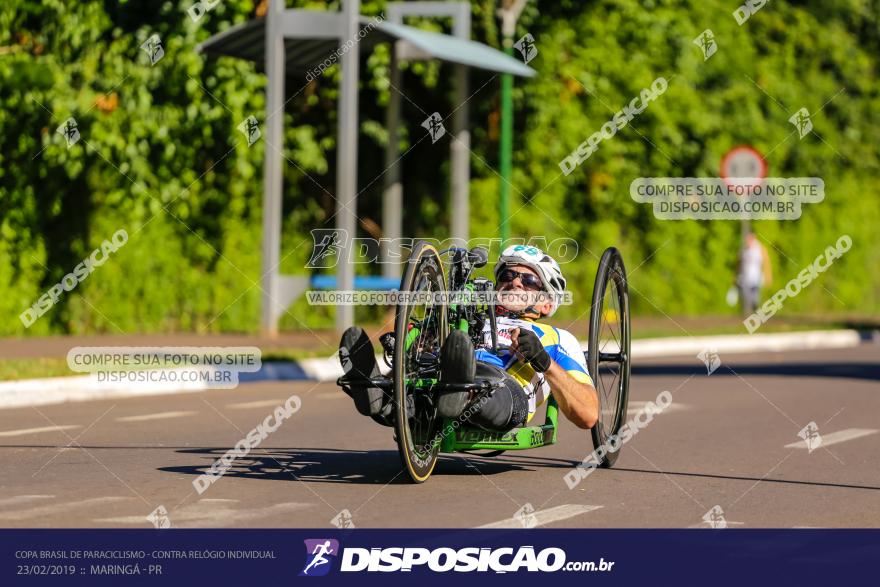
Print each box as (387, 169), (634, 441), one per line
(198, 15), (535, 78)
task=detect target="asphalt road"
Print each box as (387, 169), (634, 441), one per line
(1, 344), (878, 529)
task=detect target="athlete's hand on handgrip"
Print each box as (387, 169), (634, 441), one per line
(509, 328), (552, 373)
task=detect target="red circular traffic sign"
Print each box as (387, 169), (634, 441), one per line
(720, 145), (767, 189)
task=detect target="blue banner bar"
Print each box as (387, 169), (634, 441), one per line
(2, 529), (877, 585)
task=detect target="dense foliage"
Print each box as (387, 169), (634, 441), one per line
(1, 0), (878, 335)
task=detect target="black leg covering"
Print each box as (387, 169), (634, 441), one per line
(466, 362), (530, 432)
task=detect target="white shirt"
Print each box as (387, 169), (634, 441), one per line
(741, 242), (764, 287)
(476, 316), (593, 421)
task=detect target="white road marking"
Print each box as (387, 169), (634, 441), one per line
(784, 428), (878, 449)
(478, 504), (603, 529)
(0, 495), (54, 508)
(226, 399), (285, 410)
(115, 411), (196, 422)
(0, 497), (133, 521)
(96, 501), (311, 527)
(688, 521), (745, 528)
(0, 425), (81, 437)
(628, 401), (690, 414)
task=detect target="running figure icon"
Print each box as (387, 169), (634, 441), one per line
(301, 540), (338, 576)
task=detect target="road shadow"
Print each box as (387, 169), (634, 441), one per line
(634, 361), (880, 382)
(610, 466), (880, 493)
(158, 447), (579, 485)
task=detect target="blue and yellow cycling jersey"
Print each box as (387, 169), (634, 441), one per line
(475, 316), (593, 422)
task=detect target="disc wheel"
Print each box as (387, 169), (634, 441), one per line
(393, 241), (448, 483)
(587, 247), (631, 468)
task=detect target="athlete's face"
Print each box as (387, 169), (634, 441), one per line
(496, 264), (552, 316)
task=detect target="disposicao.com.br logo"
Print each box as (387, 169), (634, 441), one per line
(301, 541), (613, 574)
(300, 539), (340, 577)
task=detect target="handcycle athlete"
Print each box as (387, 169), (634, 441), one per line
(338, 245), (599, 433)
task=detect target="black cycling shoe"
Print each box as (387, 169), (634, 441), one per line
(437, 330), (476, 419)
(339, 327), (386, 418)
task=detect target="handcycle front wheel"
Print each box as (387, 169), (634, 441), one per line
(393, 241), (449, 483)
(587, 247), (631, 468)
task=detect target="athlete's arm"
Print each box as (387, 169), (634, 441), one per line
(510, 328), (598, 429)
(541, 361), (598, 430)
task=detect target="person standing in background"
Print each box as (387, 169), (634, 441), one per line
(738, 232), (772, 315)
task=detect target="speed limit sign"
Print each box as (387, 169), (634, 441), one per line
(720, 145), (767, 188)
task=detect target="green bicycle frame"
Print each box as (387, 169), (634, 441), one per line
(449, 282), (473, 332)
(438, 395), (559, 453)
(405, 280), (560, 452)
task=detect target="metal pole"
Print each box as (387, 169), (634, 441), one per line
(260, 0), (285, 338)
(450, 7), (471, 244)
(499, 62), (512, 246)
(335, 0), (360, 332)
(381, 47), (402, 279)
(497, 0), (526, 247)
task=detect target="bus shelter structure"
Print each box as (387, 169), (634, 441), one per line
(199, 0), (534, 335)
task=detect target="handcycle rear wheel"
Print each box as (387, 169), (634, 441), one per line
(587, 247), (631, 468)
(393, 241), (449, 483)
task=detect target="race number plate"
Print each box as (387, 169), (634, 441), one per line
(482, 316), (520, 349)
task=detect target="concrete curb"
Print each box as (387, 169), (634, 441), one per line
(0, 367), (224, 410)
(0, 329), (869, 410)
(298, 354), (391, 383)
(625, 328), (867, 359)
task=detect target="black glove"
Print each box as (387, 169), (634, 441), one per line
(513, 328), (552, 373)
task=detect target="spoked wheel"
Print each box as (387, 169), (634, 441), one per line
(587, 247), (631, 468)
(393, 241), (449, 483)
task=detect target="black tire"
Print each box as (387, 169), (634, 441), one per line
(587, 247), (631, 468)
(393, 241), (448, 483)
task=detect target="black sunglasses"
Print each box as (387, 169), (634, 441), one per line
(498, 268), (543, 291)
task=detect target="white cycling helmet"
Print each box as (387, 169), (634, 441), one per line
(494, 244), (566, 317)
